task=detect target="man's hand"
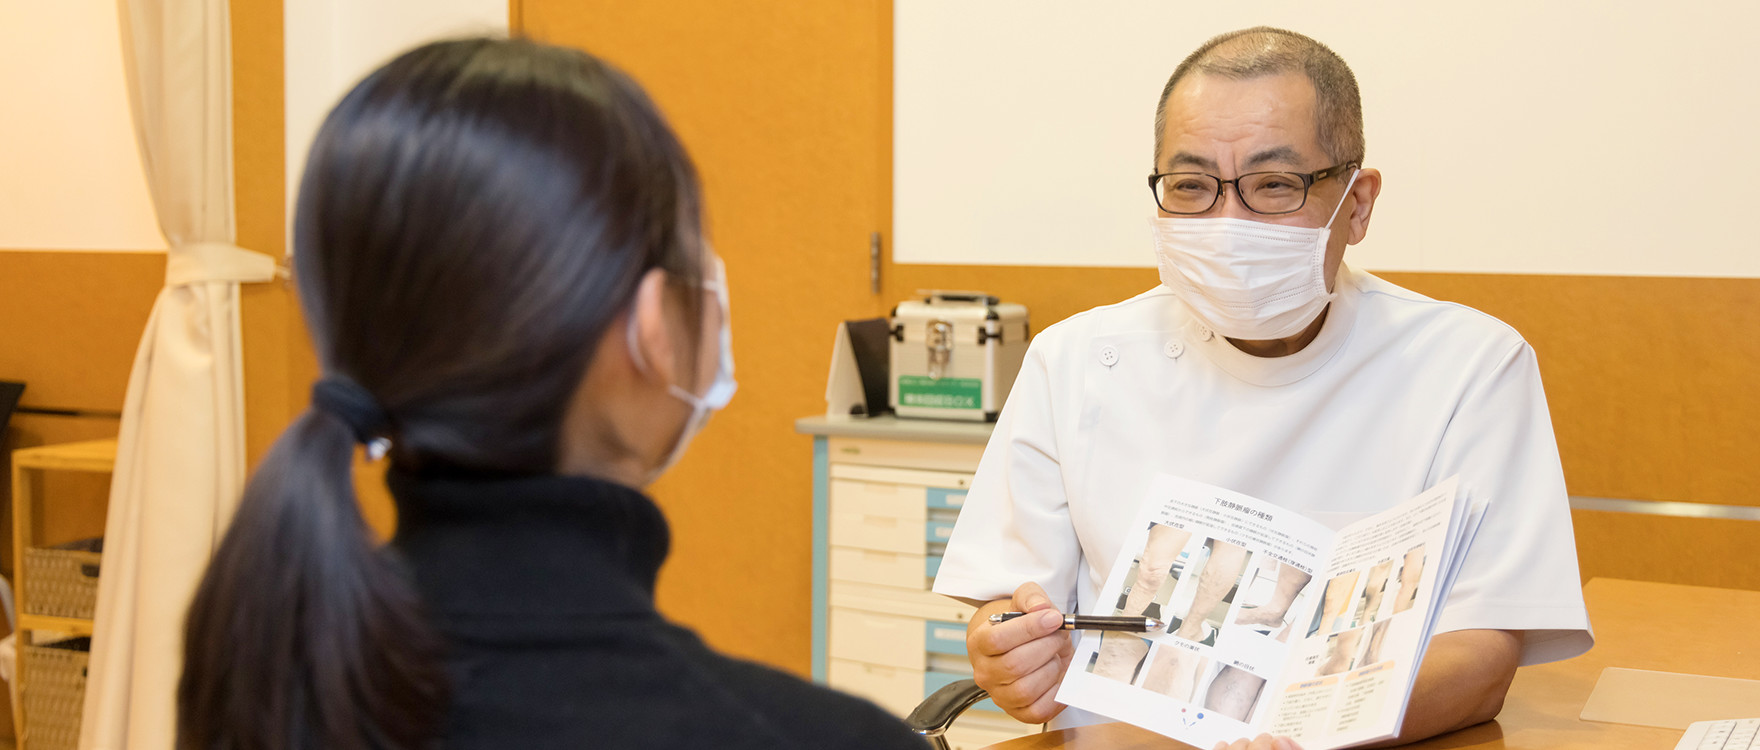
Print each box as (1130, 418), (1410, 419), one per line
(966, 582), (1075, 723)
(1214, 734), (1302, 750)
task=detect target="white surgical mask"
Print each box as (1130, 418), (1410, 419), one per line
(626, 255), (737, 480)
(1151, 169), (1360, 341)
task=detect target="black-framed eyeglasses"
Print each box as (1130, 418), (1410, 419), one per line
(1147, 162), (1357, 215)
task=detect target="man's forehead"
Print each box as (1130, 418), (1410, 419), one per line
(1167, 70), (1316, 118)
(1159, 72), (1323, 170)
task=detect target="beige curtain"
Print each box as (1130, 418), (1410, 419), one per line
(80, 0), (276, 748)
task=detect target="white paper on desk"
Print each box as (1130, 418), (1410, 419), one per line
(1054, 474), (1463, 750)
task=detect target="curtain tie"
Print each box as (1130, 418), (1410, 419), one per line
(165, 242), (278, 286)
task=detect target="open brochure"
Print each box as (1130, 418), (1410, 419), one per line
(1056, 475), (1486, 750)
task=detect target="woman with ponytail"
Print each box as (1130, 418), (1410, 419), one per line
(177, 38), (926, 750)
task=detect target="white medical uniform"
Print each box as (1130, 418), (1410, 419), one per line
(933, 265), (1592, 728)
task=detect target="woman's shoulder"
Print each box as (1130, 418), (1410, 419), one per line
(661, 627), (929, 749)
(439, 619), (925, 749)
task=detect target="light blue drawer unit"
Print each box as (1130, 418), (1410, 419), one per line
(798, 415), (1035, 746)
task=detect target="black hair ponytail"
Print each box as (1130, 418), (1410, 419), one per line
(178, 408), (445, 750)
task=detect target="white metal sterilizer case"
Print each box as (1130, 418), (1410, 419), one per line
(889, 292), (1029, 422)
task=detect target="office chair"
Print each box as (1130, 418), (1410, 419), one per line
(904, 678), (992, 750)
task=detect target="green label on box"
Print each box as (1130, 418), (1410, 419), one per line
(898, 375), (981, 410)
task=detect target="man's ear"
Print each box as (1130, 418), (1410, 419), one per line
(627, 268), (678, 386)
(1345, 167), (1383, 245)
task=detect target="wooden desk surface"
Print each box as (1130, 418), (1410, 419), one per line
(981, 578), (1760, 750)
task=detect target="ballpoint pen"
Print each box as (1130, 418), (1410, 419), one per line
(988, 612), (1164, 632)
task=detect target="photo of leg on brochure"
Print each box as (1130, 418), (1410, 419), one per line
(1393, 544), (1427, 614)
(1360, 619), (1393, 666)
(1307, 570), (1361, 637)
(1317, 627), (1365, 677)
(1231, 558), (1315, 643)
(1352, 559), (1394, 627)
(1201, 663), (1269, 723)
(1164, 538), (1250, 647)
(1137, 641), (1209, 701)
(1088, 633), (1154, 684)
(1108, 523), (1194, 622)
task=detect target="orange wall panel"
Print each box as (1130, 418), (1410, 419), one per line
(1382, 273), (1760, 508)
(0, 251), (162, 411)
(519, 0), (890, 675)
(1572, 510), (1760, 591)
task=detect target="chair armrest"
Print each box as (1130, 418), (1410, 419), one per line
(905, 678), (990, 739)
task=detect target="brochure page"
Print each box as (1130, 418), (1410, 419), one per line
(1056, 474), (1336, 749)
(1263, 478), (1459, 749)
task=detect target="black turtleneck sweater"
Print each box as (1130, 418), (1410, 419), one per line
(388, 470), (927, 749)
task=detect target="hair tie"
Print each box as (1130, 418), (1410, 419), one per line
(311, 376), (393, 459)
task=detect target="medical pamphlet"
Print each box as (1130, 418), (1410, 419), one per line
(1055, 475), (1483, 750)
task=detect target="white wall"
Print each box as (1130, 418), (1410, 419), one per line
(284, 0), (509, 249)
(0, 0), (166, 251)
(895, 1), (1760, 277)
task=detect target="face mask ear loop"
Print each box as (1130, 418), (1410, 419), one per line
(629, 311), (714, 408)
(1323, 168), (1363, 230)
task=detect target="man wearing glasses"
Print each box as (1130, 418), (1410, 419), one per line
(934, 26), (1591, 746)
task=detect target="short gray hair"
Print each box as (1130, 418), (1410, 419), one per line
(1153, 27), (1365, 167)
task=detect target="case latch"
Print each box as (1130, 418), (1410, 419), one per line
(926, 319), (953, 380)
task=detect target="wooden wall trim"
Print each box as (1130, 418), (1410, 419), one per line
(232, 0), (305, 468)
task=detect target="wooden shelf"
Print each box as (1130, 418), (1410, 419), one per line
(11, 437), (117, 748)
(11, 438), (118, 473)
(15, 614), (93, 638)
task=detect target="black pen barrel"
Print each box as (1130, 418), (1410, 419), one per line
(987, 612), (1162, 632)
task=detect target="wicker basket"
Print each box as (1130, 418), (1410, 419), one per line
(22, 538), (103, 619)
(20, 636), (91, 750)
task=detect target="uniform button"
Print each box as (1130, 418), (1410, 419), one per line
(1164, 340), (1184, 359)
(1099, 345), (1119, 367)
(1198, 327), (1215, 342)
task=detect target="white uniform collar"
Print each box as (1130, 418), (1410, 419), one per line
(1181, 263), (1362, 387)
